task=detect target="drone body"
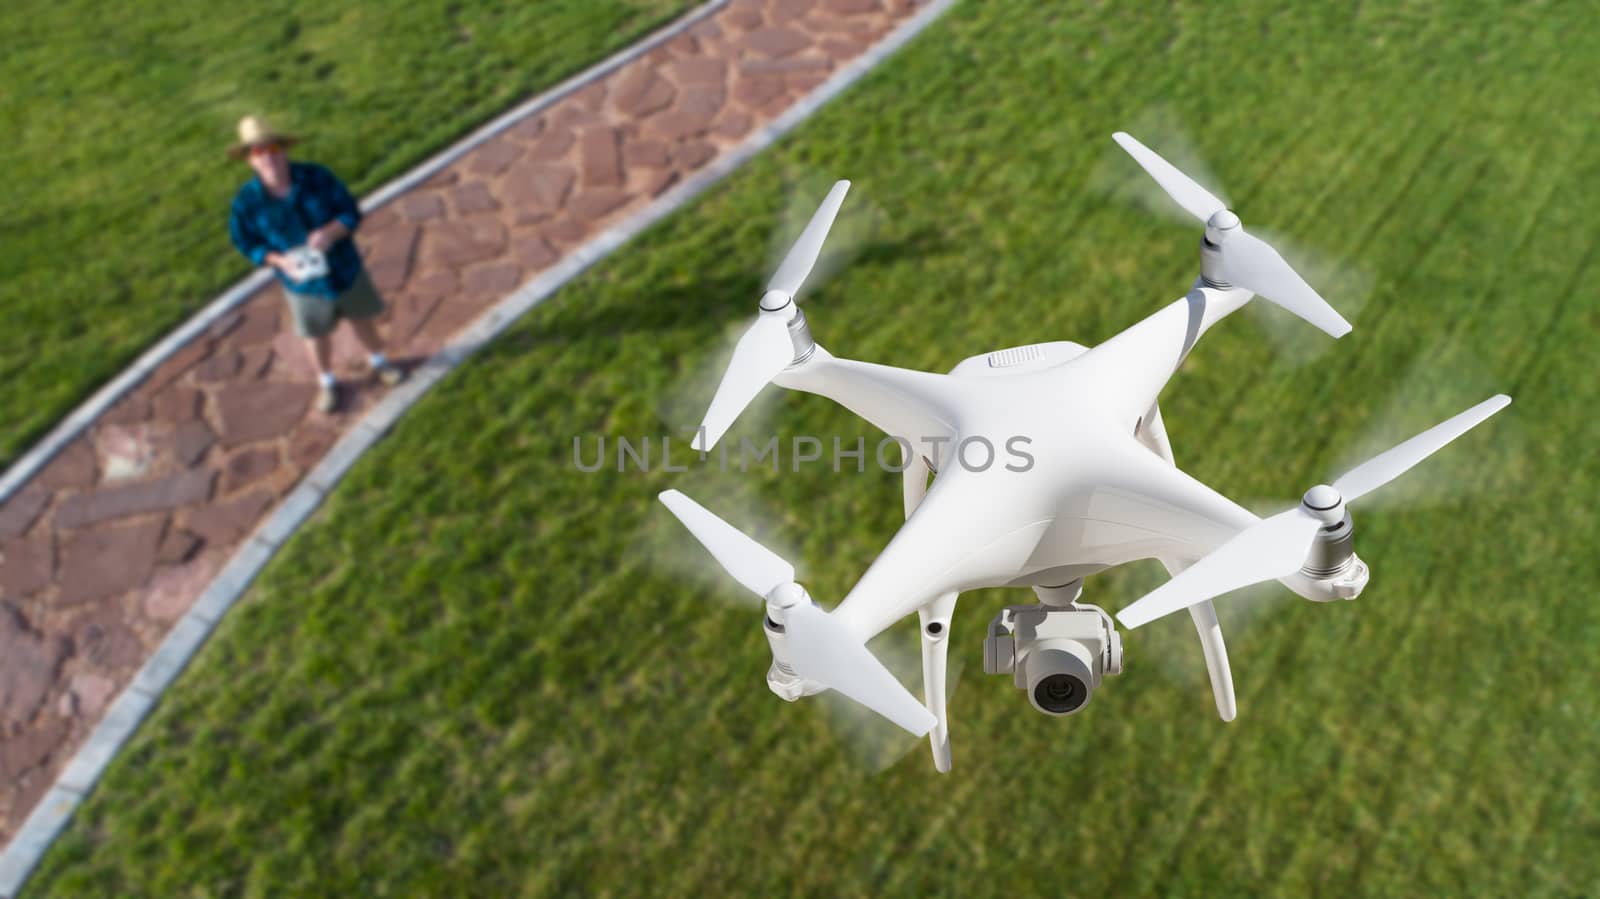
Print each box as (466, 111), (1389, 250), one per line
(659, 134), (1510, 772)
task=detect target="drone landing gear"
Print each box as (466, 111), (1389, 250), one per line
(918, 592), (958, 773)
(1135, 398), (1239, 723)
(903, 453), (960, 773)
(1180, 595), (1237, 722)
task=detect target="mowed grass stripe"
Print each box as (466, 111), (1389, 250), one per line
(1125, 24), (1474, 484)
(1269, 85), (1597, 886)
(1024, 3), (1587, 889)
(1228, 52), (1580, 838)
(1183, 91), (1432, 481)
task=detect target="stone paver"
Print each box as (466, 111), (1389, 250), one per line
(0, 605), (68, 731)
(0, 0), (921, 849)
(0, 493), (48, 542)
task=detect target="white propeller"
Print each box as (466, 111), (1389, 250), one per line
(1118, 395), (1511, 628)
(1112, 132), (1353, 339)
(1330, 395), (1511, 501)
(768, 180), (850, 298)
(659, 489), (793, 594)
(1112, 131), (1228, 221)
(659, 490), (935, 736)
(692, 181), (851, 452)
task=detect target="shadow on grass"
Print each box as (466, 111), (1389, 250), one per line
(497, 226), (952, 354)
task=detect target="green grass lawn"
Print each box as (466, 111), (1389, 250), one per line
(0, 0), (689, 470)
(27, 1), (1600, 895)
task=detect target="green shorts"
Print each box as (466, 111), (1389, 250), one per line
(283, 270), (386, 339)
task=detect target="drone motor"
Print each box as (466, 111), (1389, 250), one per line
(1297, 484), (1371, 599)
(786, 305), (818, 367)
(1199, 209), (1240, 288)
(763, 582), (816, 701)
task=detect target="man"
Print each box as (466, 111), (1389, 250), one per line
(227, 115), (404, 412)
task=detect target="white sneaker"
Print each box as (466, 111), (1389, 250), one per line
(376, 363), (405, 387)
(316, 382), (339, 413)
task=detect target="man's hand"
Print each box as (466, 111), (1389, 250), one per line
(307, 221), (349, 252)
(264, 251), (290, 272)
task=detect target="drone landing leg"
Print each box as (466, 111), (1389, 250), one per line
(901, 453), (957, 772)
(1137, 401), (1238, 722)
(1179, 592), (1237, 722)
(918, 591), (958, 773)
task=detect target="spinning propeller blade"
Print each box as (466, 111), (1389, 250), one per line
(692, 314), (793, 453)
(1112, 132), (1352, 339)
(1117, 509), (1321, 629)
(1112, 131), (1227, 221)
(1332, 395), (1513, 502)
(768, 180), (851, 298)
(1222, 230), (1353, 339)
(659, 489), (792, 597)
(1117, 395), (1512, 628)
(658, 490), (935, 736)
(783, 603), (937, 737)
(691, 181), (851, 451)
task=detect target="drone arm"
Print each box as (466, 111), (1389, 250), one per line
(1135, 399), (1174, 461)
(836, 467), (1044, 643)
(773, 347), (960, 455)
(1075, 284), (1253, 425)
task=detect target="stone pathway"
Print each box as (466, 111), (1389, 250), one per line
(0, 0), (923, 848)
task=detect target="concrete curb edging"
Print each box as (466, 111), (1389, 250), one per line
(0, 0), (730, 508)
(0, 0), (959, 894)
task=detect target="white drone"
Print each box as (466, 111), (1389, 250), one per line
(658, 132), (1510, 772)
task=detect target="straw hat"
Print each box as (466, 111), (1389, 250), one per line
(228, 115), (298, 159)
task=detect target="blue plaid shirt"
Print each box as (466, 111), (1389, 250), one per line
(229, 162), (365, 298)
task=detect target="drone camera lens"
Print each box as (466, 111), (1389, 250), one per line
(1033, 673), (1088, 714)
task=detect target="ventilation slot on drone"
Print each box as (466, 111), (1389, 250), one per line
(988, 344), (1045, 368)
